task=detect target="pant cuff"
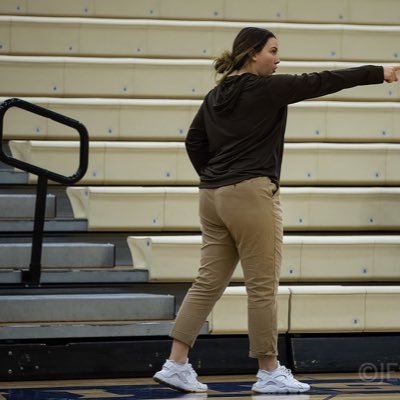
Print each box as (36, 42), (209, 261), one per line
(249, 350), (278, 358)
(170, 329), (196, 348)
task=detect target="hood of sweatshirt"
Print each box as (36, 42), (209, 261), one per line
(212, 73), (255, 114)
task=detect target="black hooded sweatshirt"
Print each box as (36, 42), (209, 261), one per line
(185, 65), (383, 189)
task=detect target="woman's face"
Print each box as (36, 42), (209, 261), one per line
(251, 37), (280, 76)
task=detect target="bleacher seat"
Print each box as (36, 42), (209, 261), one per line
(289, 286), (366, 332)
(0, 98), (200, 141)
(0, 56), (213, 98)
(282, 143), (400, 185)
(287, 101), (400, 143)
(286, 0), (400, 25)
(208, 286), (291, 334)
(291, 286), (400, 332)
(67, 186), (400, 231)
(1, 0), (399, 25)
(208, 285), (400, 334)
(66, 186), (199, 231)
(1, 16), (400, 61)
(3, 98), (400, 143)
(127, 235), (400, 282)
(1, 56), (398, 100)
(9, 140), (197, 184)
(10, 140), (400, 185)
(365, 287), (400, 331)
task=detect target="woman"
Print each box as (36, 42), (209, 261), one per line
(153, 27), (399, 394)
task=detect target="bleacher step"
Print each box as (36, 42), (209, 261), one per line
(0, 194), (55, 218)
(0, 218), (87, 232)
(0, 243), (115, 269)
(0, 169), (28, 184)
(0, 293), (174, 322)
(0, 269), (148, 284)
(0, 321), (208, 340)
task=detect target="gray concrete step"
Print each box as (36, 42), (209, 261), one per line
(0, 218), (87, 231)
(0, 321), (208, 340)
(0, 293), (174, 322)
(0, 234), (134, 267)
(0, 143), (28, 184)
(0, 321), (172, 340)
(0, 194), (55, 218)
(0, 269), (148, 284)
(0, 186), (74, 218)
(0, 169), (28, 184)
(0, 243), (115, 269)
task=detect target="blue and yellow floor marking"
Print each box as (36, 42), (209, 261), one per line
(1, 374), (400, 399)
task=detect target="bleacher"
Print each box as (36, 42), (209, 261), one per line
(0, 0), (399, 380)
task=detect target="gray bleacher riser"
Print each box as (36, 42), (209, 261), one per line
(0, 322), (178, 340)
(0, 321), (209, 340)
(0, 144), (28, 183)
(0, 170), (28, 184)
(0, 243), (115, 268)
(0, 219), (87, 232)
(0, 269), (148, 284)
(0, 293), (174, 322)
(0, 194), (55, 218)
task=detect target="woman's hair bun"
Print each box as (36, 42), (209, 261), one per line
(214, 50), (234, 74)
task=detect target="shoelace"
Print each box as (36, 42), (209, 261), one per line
(279, 365), (294, 379)
(187, 363), (198, 378)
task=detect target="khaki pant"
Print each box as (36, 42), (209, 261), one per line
(170, 177), (283, 357)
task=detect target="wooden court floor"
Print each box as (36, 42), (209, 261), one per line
(1, 372), (400, 399)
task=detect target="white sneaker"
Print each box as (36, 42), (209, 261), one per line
(153, 359), (208, 393)
(252, 363), (310, 394)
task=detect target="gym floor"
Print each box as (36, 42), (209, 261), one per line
(1, 372), (400, 399)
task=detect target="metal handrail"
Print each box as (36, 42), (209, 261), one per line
(0, 98), (89, 286)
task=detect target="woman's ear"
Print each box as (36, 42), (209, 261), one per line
(249, 49), (258, 62)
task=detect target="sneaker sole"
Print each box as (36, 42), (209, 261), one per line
(153, 376), (207, 393)
(252, 387), (310, 394)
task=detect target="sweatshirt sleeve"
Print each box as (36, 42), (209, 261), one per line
(265, 65), (384, 106)
(185, 103), (210, 176)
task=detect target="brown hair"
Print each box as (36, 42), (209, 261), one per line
(214, 27), (276, 83)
